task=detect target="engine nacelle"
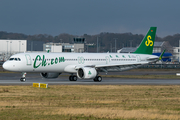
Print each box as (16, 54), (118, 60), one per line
(40, 73), (61, 79)
(77, 67), (97, 79)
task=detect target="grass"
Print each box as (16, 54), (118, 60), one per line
(0, 85), (180, 119)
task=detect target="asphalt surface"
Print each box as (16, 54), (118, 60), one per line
(0, 70), (180, 85)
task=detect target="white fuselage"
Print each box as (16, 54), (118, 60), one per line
(3, 52), (158, 73)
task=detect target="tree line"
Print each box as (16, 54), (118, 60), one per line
(0, 31), (180, 52)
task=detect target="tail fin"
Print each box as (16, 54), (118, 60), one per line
(133, 27), (157, 54)
(159, 49), (166, 60)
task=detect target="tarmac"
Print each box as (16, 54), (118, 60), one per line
(0, 69), (180, 85)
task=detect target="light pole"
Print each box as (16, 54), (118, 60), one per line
(110, 43), (112, 53)
(129, 40), (133, 47)
(19, 41), (21, 53)
(122, 43), (124, 48)
(10, 41), (12, 56)
(6, 41), (9, 57)
(53, 43), (54, 52)
(97, 37), (99, 53)
(179, 40), (180, 62)
(114, 38), (118, 52)
(31, 41), (33, 51)
(60, 39), (62, 43)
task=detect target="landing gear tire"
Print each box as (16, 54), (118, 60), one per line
(20, 72), (27, 82)
(20, 77), (26, 82)
(73, 76), (77, 81)
(69, 75), (77, 81)
(94, 76), (102, 82)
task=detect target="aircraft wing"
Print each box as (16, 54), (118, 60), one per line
(95, 62), (148, 72)
(95, 62), (148, 68)
(75, 62), (149, 72)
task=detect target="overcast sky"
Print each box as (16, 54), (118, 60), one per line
(0, 0), (180, 37)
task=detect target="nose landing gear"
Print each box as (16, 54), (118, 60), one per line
(20, 72), (26, 82)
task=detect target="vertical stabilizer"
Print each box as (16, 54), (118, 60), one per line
(133, 27), (157, 54)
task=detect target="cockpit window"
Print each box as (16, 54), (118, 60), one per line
(9, 58), (14, 61)
(9, 58), (21, 61)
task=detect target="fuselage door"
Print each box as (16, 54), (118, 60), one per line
(25, 54), (32, 66)
(136, 55), (141, 62)
(105, 56), (110, 64)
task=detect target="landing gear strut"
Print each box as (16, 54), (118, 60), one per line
(20, 72), (26, 82)
(94, 76), (102, 82)
(69, 75), (77, 81)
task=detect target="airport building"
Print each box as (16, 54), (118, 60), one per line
(27, 41), (44, 51)
(0, 39), (44, 61)
(0, 40), (27, 60)
(0, 40), (27, 54)
(1, 38), (180, 63)
(153, 41), (173, 53)
(0, 39), (44, 53)
(43, 43), (63, 52)
(118, 41), (174, 62)
(43, 38), (85, 53)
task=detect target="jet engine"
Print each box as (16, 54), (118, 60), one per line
(77, 67), (97, 79)
(40, 73), (61, 79)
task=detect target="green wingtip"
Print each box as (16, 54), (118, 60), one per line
(159, 49), (166, 60)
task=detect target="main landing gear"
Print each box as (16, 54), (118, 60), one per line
(69, 75), (77, 81)
(68, 74), (102, 82)
(20, 72), (26, 82)
(93, 76), (102, 82)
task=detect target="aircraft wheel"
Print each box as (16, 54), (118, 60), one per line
(94, 76), (102, 82)
(69, 76), (73, 81)
(69, 76), (77, 81)
(72, 76), (77, 81)
(93, 76), (98, 82)
(97, 76), (102, 82)
(20, 77), (26, 82)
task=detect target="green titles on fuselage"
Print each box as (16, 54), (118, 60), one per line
(33, 55), (65, 68)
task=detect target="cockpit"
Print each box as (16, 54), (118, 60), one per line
(9, 58), (21, 61)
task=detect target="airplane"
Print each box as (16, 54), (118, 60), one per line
(2, 27), (159, 82)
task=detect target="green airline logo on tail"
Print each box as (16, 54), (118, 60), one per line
(134, 27), (157, 55)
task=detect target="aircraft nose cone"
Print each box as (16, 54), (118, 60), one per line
(2, 62), (9, 71)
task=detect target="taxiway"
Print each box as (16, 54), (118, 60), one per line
(0, 71), (180, 85)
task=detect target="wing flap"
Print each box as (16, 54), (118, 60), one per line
(95, 62), (148, 68)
